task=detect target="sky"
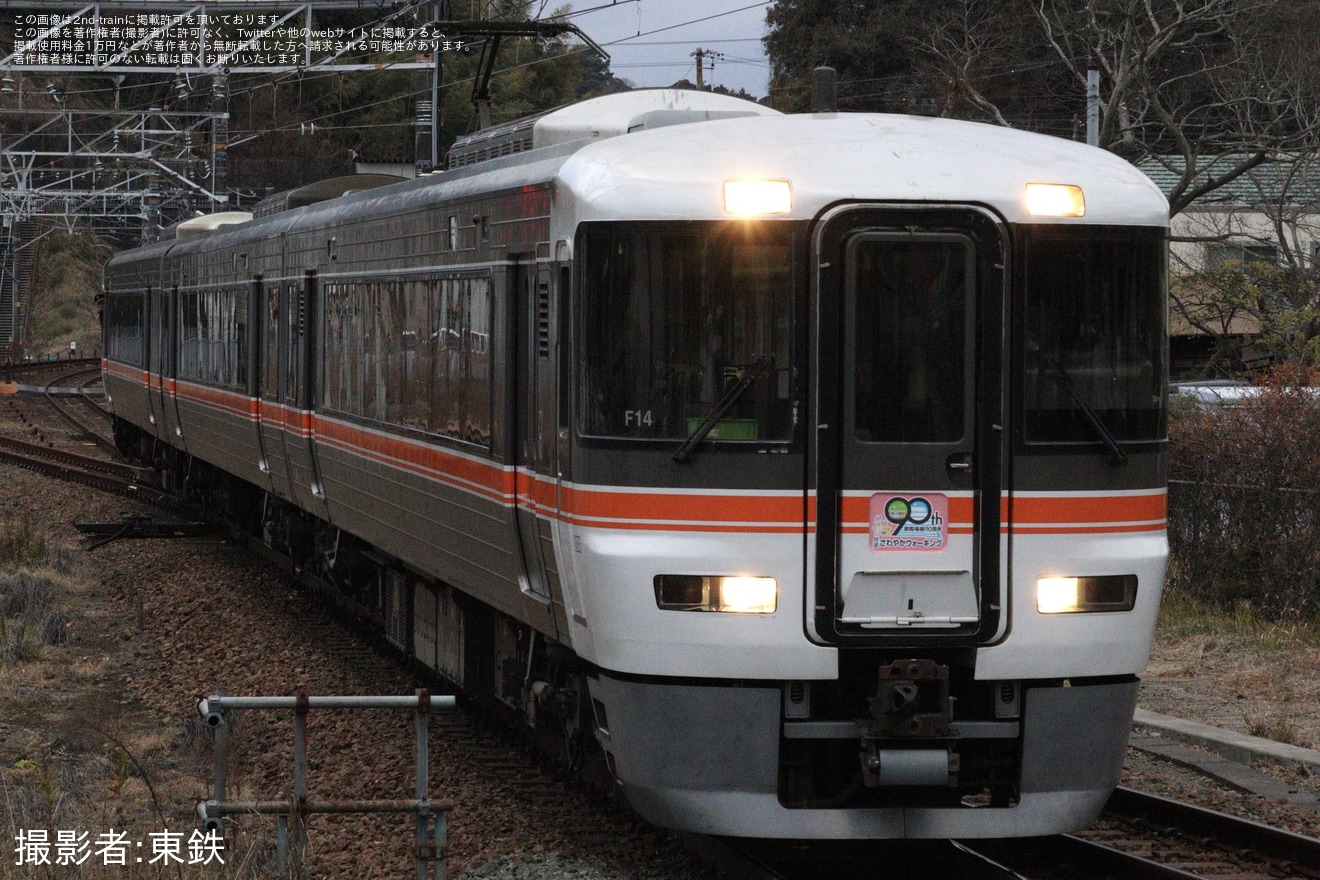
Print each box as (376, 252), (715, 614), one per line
(559, 0), (774, 98)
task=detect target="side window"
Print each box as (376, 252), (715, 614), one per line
(107, 291), (146, 367)
(428, 273), (492, 446)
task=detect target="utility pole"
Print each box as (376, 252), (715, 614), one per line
(690, 48), (724, 90)
(1086, 68), (1100, 147)
(212, 72), (229, 202)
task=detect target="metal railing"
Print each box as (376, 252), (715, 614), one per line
(196, 689), (457, 880)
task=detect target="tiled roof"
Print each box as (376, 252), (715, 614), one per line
(1136, 154), (1320, 206)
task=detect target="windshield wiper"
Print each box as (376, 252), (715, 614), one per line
(673, 355), (773, 464)
(1042, 353), (1128, 466)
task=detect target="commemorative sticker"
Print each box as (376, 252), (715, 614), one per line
(869, 493), (948, 551)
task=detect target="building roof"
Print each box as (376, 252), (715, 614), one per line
(1137, 154), (1320, 207)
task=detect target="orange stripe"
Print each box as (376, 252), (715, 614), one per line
(1010, 492), (1166, 524)
(561, 484), (803, 524)
(112, 373), (1167, 536)
(178, 382), (251, 419)
(316, 416), (511, 502)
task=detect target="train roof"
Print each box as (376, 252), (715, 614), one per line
(448, 88), (779, 167)
(108, 92), (1168, 274)
(554, 112), (1170, 229)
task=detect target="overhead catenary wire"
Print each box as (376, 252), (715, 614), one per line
(26, 1), (784, 160)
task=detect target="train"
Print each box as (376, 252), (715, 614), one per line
(101, 88), (1170, 839)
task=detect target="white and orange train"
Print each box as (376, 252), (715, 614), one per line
(103, 89), (1169, 839)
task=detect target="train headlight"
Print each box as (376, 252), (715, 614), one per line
(1025, 183), (1085, 217)
(724, 180), (792, 215)
(654, 575), (778, 614)
(1037, 575), (1137, 613)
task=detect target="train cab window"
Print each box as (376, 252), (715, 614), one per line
(579, 221), (798, 443)
(1021, 227), (1167, 445)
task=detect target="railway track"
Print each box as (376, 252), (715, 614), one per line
(683, 786), (1320, 880)
(0, 434), (165, 502)
(0, 355), (102, 383)
(956, 786), (1320, 880)
(40, 367), (120, 457)
(0, 365), (161, 501)
(1099, 785), (1320, 877)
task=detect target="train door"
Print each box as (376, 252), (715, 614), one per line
(511, 257), (559, 637)
(258, 278), (293, 500)
(248, 276), (274, 492)
(812, 207), (1004, 645)
(280, 270), (328, 514)
(146, 286), (166, 437)
(160, 286), (184, 445)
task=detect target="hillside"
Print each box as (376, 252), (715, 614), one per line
(22, 230), (112, 359)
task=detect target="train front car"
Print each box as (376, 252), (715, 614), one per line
(556, 112), (1168, 838)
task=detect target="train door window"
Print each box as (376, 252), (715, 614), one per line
(466, 276), (492, 444)
(285, 282), (302, 405)
(851, 238), (969, 443)
(322, 281), (343, 412)
(179, 291), (199, 379)
(233, 286), (248, 389)
(140, 287), (152, 371)
(343, 282), (369, 419)
(449, 216), (458, 250)
(203, 289), (217, 383)
(364, 280), (385, 421)
(150, 289), (165, 376)
(430, 277), (456, 436)
(383, 280), (406, 424)
(264, 284), (280, 401)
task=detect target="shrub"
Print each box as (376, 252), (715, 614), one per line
(0, 514), (46, 570)
(1167, 367), (1320, 620)
(0, 572), (69, 664)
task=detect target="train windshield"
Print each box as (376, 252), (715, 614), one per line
(1021, 226), (1167, 446)
(579, 222), (798, 443)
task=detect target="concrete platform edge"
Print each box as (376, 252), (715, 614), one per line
(1133, 708), (1320, 772)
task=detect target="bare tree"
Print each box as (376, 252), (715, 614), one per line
(904, 0), (1040, 129)
(1172, 153), (1320, 371)
(1036, 0), (1320, 215)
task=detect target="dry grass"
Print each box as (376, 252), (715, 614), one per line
(1156, 588), (1320, 653)
(0, 572), (71, 665)
(1242, 711), (1309, 748)
(0, 515), (47, 572)
(1, 548), (274, 877)
(1147, 589), (1320, 749)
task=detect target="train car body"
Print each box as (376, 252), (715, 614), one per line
(103, 89), (1170, 839)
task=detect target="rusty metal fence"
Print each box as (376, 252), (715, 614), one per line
(196, 689), (457, 880)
